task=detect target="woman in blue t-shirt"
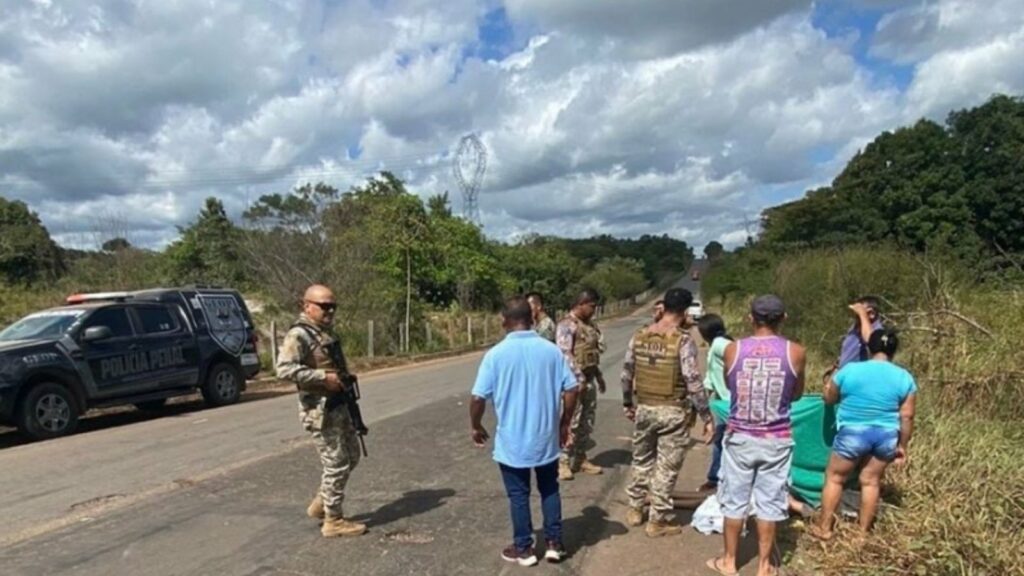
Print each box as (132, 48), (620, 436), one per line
(812, 329), (917, 540)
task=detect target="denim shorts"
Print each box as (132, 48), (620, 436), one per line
(832, 426), (899, 462)
(719, 432), (794, 522)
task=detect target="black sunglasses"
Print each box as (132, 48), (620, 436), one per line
(307, 301), (337, 312)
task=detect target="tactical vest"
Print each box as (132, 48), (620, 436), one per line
(633, 327), (685, 406)
(572, 318), (601, 372)
(292, 320), (347, 380)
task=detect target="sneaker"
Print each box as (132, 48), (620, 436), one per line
(578, 460), (603, 475)
(544, 540), (567, 563)
(501, 544), (538, 567)
(625, 507), (645, 527)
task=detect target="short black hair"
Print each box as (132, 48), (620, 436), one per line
(502, 296), (533, 326)
(697, 314), (729, 343)
(574, 288), (601, 307)
(662, 288), (693, 314)
(868, 328), (899, 358)
(855, 295), (881, 312)
(752, 314), (784, 329)
(525, 292), (544, 305)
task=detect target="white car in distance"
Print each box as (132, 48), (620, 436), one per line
(687, 300), (705, 321)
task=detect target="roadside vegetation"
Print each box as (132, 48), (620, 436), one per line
(702, 94), (1024, 575)
(1, 175), (690, 356)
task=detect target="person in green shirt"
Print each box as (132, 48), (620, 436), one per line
(697, 313), (732, 491)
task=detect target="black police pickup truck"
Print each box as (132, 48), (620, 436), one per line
(0, 287), (261, 441)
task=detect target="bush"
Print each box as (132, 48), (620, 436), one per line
(707, 246), (1024, 575)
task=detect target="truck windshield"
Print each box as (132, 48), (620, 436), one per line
(0, 310), (85, 341)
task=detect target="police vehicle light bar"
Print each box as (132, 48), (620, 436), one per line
(66, 292), (131, 304)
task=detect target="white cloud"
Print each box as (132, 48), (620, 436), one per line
(0, 0), (1020, 251)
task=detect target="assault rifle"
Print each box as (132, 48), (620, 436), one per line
(325, 373), (369, 457)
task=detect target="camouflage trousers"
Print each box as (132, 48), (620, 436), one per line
(561, 382), (598, 470)
(301, 401), (362, 519)
(625, 404), (689, 522)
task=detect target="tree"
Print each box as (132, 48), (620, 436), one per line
(165, 197), (246, 287)
(102, 237), (132, 252)
(703, 241), (725, 261)
(241, 182), (342, 306)
(579, 257), (648, 301)
(0, 197), (64, 284)
(427, 192), (452, 218)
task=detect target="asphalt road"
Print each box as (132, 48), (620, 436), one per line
(0, 274), (711, 575)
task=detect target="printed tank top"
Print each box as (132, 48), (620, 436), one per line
(726, 335), (798, 438)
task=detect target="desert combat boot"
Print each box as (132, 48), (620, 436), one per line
(321, 516), (367, 538)
(577, 458), (603, 475)
(645, 519), (683, 538)
(307, 495), (325, 519)
(625, 507), (645, 527)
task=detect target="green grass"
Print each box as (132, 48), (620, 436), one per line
(705, 247), (1024, 576)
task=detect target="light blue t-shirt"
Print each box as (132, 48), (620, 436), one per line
(833, 360), (917, 430)
(471, 330), (578, 468)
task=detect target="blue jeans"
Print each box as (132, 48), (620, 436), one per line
(499, 460), (562, 550)
(707, 420), (727, 484)
(832, 425), (899, 462)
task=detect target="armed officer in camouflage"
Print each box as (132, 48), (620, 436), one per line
(620, 288), (711, 537)
(556, 288), (606, 481)
(276, 284), (366, 538)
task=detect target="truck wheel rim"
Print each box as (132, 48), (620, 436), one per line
(36, 393), (70, 432)
(215, 371), (236, 399)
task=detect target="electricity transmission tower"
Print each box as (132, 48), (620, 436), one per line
(452, 134), (487, 225)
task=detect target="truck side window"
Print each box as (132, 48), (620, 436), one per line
(83, 308), (134, 338)
(136, 306), (180, 335)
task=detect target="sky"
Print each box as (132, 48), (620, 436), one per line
(1, 0), (1022, 250)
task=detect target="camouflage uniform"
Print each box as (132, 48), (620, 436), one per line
(620, 326), (709, 522)
(276, 314), (361, 520)
(557, 313), (603, 470)
(535, 314), (556, 342)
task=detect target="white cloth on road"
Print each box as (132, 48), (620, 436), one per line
(690, 494), (753, 536)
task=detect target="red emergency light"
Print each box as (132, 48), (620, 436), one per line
(66, 292), (131, 304)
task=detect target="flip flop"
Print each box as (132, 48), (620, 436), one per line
(705, 558), (739, 576)
(807, 524), (834, 542)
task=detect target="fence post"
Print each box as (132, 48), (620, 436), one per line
(484, 316), (489, 343)
(467, 316), (473, 346)
(426, 322), (432, 348)
(270, 321), (278, 366)
(368, 320), (375, 358)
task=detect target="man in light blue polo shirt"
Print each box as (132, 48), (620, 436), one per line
(470, 296), (579, 567)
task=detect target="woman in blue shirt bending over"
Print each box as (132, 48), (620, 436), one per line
(812, 329), (917, 540)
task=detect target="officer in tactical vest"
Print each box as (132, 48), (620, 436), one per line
(276, 284), (366, 538)
(556, 288), (606, 481)
(619, 287), (712, 537)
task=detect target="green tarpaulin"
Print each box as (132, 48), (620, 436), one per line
(711, 394), (836, 507)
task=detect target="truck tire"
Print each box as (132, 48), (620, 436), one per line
(134, 399), (168, 412)
(201, 362), (242, 407)
(17, 382), (80, 441)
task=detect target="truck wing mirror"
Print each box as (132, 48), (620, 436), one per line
(82, 326), (114, 342)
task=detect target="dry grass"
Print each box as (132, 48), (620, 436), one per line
(707, 247), (1024, 575)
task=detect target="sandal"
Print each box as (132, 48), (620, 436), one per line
(807, 524), (834, 542)
(705, 557), (739, 576)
